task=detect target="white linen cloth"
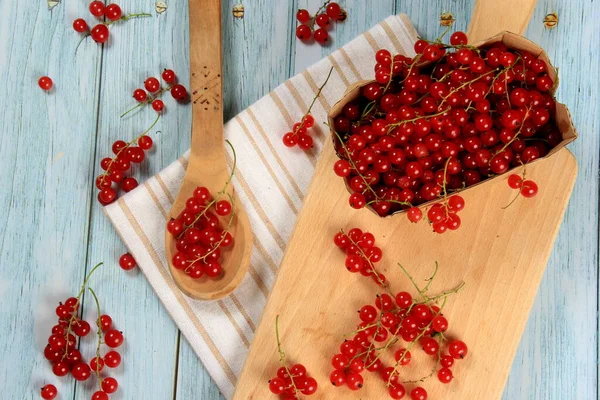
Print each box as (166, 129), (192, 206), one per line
(104, 14), (418, 398)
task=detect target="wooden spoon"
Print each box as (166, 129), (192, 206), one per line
(165, 0), (252, 300)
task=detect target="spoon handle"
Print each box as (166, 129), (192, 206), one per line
(467, 0), (537, 43)
(189, 0), (224, 162)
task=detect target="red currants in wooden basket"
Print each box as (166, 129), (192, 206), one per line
(328, 30), (576, 233)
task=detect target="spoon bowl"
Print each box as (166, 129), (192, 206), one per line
(165, 0), (252, 300)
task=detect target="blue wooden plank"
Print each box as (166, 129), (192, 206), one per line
(75, 0), (189, 399)
(0, 0), (101, 398)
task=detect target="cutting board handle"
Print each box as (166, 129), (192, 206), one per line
(467, 0), (538, 43)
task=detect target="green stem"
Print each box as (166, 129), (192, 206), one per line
(293, 67), (334, 136)
(88, 288), (105, 381)
(105, 12), (152, 26)
(121, 84), (173, 118)
(275, 316), (298, 395)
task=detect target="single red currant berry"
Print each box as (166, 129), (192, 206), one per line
(215, 200), (232, 216)
(314, 28), (329, 44)
(152, 99), (165, 112)
(300, 377), (318, 395)
(52, 361), (69, 376)
(407, 207), (422, 223)
(91, 391), (109, 400)
(345, 373), (363, 390)
(91, 24), (109, 43)
(326, 2), (342, 19)
(410, 386), (428, 400)
(89, 1), (105, 17)
(268, 377), (286, 394)
(38, 76), (53, 91)
(41, 384), (58, 400)
(71, 362), (92, 381)
(116, 253), (136, 271)
(395, 291), (412, 308)
(441, 355), (455, 368)
(438, 367), (453, 383)
(122, 177), (139, 192)
(316, 13), (331, 28)
(73, 18), (89, 32)
(520, 180), (538, 197)
(282, 132), (297, 147)
(508, 174), (523, 189)
(298, 134), (313, 149)
(302, 114), (315, 128)
(90, 356), (105, 372)
(448, 195), (465, 212)
(133, 88), (147, 102)
(389, 384), (406, 399)
(330, 369), (346, 387)
(105, 4), (122, 20)
(101, 377), (118, 394)
(394, 348), (411, 365)
(296, 9), (310, 23)
(171, 84), (188, 100)
(296, 24), (312, 40)
(145, 77), (161, 92)
(99, 314), (113, 330)
(104, 329), (124, 348)
(432, 315), (448, 332)
(104, 350), (121, 368)
(333, 159), (351, 177)
(162, 69), (177, 84)
(138, 135), (153, 150)
(73, 320), (91, 336)
(448, 340), (468, 359)
(349, 192), (366, 209)
(450, 31), (468, 45)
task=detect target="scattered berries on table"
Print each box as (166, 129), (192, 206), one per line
(118, 253), (137, 270)
(38, 76), (53, 91)
(268, 316), (318, 397)
(330, 228), (468, 397)
(40, 384), (57, 400)
(282, 67), (333, 150)
(73, 4), (151, 44)
(295, 2), (346, 45)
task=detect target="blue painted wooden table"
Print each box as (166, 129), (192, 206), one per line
(0, 0), (597, 399)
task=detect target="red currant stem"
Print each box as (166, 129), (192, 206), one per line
(88, 287), (105, 382)
(398, 54), (423, 83)
(439, 69), (495, 108)
(421, 261), (439, 294)
(178, 141), (237, 239)
(331, 128), (380, 200)
(485, 56), (522, 97)
(120, 84), (173, 118)
(342, 229), (392, 294)
(421, 37), (481, 53)
(494, 106), (532, 156)
(99, 114), (161, 181)
(397, 262), (464, 304)
(382, 57), (395, 93)
(502, 164), (528, 210)
(305, 0), (332, 28)
(104, 12), (152, 26)
(62, 262), (103, 359)
(75, 34), (91, 55)
(185, 195), (235, 269)
(386, 107), (451, 133)
(343, 322), (379, 338)
(293, 66), (334, 136)
(275, 315), (298, 395)
(366, 198), (412, 208)
(387, 299), (447, 386)
(434, 24), (453, 43)
(360, 100), (376, 120)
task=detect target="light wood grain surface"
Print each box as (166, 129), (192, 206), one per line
(0, 1), (597, 399)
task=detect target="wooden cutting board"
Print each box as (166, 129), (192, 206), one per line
(234, 0), (578, 398)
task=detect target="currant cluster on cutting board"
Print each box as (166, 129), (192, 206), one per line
(295, 1), (346, 45)
(95, 114), (159, 205)
(331, 229), (467, 399)
(282, 67), (333, 150)
(124, 70), (189, 117)
(332, 29), (553, 226)
(167, 141), (236, 279)
(41, 263), (125, 400)
(268, 316), (318, 399)
(72, 2), (150, 44)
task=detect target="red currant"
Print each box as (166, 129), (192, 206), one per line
(105, 4), (122, 21)
(71, 362), (92, 381)
(296, 24), (312, 40)
(162, 69), (177, 84)
(145, 77), (160, 92)
(105, 329), (124, 348)
(118, 253), (136, 270)
(313, 28), (329, 44)
(171, 84), (188, 100)
(450, 31), (468, 45)
(521, 180), (538, 197)
(104, 350), (121, 368)
(91, 24), (109, 43)
(326, 3), (342, 19)
(133, 88), (147, 102)
(152, 99), (164, 112)
(101, 377), (118, 394)
(89, 1), (105, 17)
(38, 76), (53, 91)
(410, 386), (427, 400)
(91, 391), (109, 400)
(448, 340), (468, 359)
(73, 18), (89, 32)
(41, 384), (58, 400)
(438, 367), (453, 383)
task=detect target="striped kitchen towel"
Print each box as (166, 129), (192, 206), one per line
(104, 14), (418, 399)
